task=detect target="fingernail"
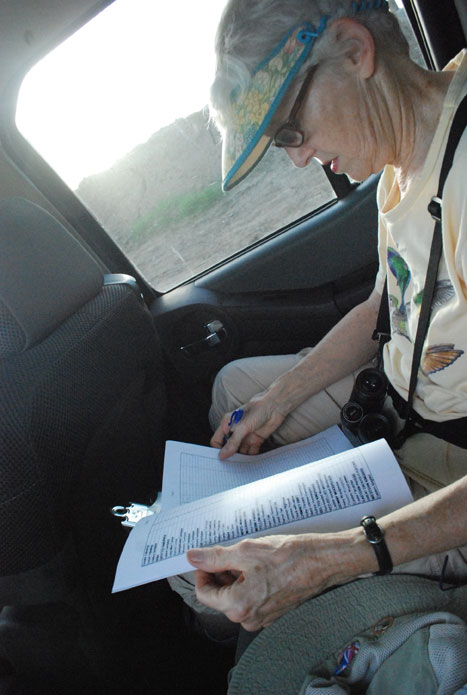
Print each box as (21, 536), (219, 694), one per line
(187, 550), (203, 562)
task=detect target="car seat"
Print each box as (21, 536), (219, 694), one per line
(0, 197), (167, 693)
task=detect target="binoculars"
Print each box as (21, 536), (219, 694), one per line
(340, 368), (393, 447)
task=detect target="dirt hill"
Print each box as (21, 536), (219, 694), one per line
(76, 110), (334, 290)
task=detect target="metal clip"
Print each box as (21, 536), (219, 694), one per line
(372, 329), (390, 344)
(428, 196), (442, 222)
(111, 502), (155, 528)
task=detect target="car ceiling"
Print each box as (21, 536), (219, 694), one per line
(0, 1), (113, 101)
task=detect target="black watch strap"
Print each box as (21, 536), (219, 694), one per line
(360, 516), (393, 575)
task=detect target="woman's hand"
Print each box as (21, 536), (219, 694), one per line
(210, 391), (288, 459)
(187, 533), (359, 631)
(210, 290), (383, 460)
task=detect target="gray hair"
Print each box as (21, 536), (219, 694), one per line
(210, 0), (410, 133)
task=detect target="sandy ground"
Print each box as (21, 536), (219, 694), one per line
(129, 150), (335, 291)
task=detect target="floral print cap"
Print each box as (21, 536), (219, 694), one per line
(221, 17), (329, 191)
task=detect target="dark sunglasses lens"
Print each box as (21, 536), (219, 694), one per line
(274, 127), (304, 148)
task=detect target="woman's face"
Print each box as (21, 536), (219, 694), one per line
(279, 62), (391, 181)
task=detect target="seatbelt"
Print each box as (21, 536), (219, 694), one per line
(374, 93), (467, 448)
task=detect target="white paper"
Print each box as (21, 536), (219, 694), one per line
(113, 437), (413, 593)
(161, 425), (352, 510)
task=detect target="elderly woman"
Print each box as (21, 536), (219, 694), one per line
(180, 0), (467, 634)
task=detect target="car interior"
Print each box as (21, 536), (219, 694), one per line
(0, 1), (466, 693)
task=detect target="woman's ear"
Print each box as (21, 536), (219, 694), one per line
(329, 17), (376, 79)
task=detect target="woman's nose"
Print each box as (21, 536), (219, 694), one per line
(284, 144), (314, 168)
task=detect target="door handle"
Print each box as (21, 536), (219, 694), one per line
(180, 320), (226, 357)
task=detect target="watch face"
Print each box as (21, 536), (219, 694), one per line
(362, 517), (383, 543)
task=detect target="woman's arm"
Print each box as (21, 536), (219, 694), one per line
(211, 287), (382, 458)
(187, 473), (467, 631)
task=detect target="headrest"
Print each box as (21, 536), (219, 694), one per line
(0, 198), (104, 357)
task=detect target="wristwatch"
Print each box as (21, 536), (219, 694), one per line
(360, 515), (393, 575)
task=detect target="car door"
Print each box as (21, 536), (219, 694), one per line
(150, 171), (380, 444)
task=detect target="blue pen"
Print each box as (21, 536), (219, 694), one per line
(222, 408), (244, 445)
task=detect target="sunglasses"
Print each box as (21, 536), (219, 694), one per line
(273, 65), (318, 148)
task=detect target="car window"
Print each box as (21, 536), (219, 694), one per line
(16, 0), (423, 292)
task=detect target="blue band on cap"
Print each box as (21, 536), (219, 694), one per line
(297, 15), (330, 43)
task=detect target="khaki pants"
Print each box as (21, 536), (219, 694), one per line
(169, 351), (467, 634)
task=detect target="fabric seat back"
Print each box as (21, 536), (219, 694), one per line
(0, 197), (166, 604)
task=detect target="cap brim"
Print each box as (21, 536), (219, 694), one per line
(222, 133), (272, 191)
(228, 575), (467, 695)
(220, 23), (316, 192)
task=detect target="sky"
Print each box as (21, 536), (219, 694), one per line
(16, 0), (228, 189)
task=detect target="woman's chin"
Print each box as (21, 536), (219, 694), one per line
(341, 161), (374, 182)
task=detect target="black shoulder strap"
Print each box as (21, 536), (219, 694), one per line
(373, 282), (390, 367)
(436, 93), (467, 202)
